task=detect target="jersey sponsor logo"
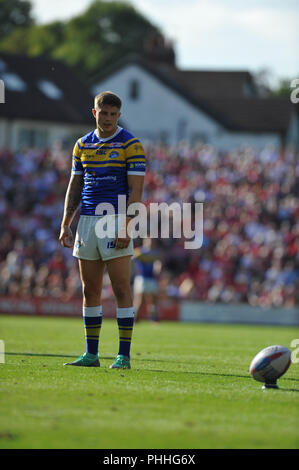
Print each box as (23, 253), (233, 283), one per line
(85, 174), (117, 185)
(131, 162), (146, 168)
(108, 142), (123, 148)
(82, 143), (100, 148)
(96, 149), (107, 155)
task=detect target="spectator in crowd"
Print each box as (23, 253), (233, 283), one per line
(0, 142), (298, 308)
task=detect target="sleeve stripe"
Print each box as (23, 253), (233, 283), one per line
(127, 171), (145, 176)
(126, 155), (146, 161)
(123, 139), (139, 149)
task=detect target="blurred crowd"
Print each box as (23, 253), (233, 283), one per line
(0, 140), (298, 308)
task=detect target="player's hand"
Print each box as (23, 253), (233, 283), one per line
(115, 232), (131, 249)
(59, 225), (74, 248)
(115, 217), (132, 249)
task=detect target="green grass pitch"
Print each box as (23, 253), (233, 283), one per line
(0, 314), (298, 449)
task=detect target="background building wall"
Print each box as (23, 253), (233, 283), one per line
(93, 64), (287, 150)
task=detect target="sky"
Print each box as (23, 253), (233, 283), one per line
(30, 0), (299, 85)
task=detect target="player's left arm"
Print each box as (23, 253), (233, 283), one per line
(115, 174), (144, 249)
(115, 138), (146, 249)
(127, 174), (145, 208)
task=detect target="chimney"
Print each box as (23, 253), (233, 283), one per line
(143, 33), (176, 67)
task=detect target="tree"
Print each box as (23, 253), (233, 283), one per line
(54, 0), (161, 80)
(0, 21), (65, 56)
(0, 0), (34, 40)
(252, 67), (298, 98)
(0, 0), (161, 80)
(271, 78), (297, 98)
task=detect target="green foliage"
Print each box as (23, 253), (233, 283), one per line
(253, 68), (297, 98)
(0, 21), (65, 56)
(0, 0), (160, 80)
(271, 78), (295, 97)
(0, 0), (34, 40)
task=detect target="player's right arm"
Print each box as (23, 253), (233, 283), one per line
(59, 139), (84, 248)
(59, 174), (83, 247)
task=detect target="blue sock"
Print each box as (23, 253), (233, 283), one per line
(83, 306), (102, 355)
(117, 307), (134, 358)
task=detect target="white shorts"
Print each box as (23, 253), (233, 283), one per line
(134, 275), (158, 295)
(73, 215), (134, 261)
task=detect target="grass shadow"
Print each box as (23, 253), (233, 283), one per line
(278, 388), (299, 393)
(5, 352), (115, 360)
(135, 368), (299, 391)
(5, 352), (299, 386)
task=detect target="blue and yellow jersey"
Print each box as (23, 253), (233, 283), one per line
(72, 126), (146, 215)
(134, 247), (160, 279)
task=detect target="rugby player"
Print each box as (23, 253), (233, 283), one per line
(133, 237), (161, 322)
(59, 91), (146, 369)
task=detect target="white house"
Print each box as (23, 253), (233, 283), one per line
(0, 53), (94, 151)
(1, 50), (298, 153)
(92, 54), (299, 151)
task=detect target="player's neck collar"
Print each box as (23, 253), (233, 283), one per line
(95, 126), (123, 142)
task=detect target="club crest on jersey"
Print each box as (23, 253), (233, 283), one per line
(109, 151), (119, 159)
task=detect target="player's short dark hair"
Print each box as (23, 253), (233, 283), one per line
(94, 91), (122, 109)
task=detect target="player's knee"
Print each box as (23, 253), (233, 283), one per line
(82, 282), (101, 303)
(112, 282), (131, 302)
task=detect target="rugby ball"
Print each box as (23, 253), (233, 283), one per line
(249, 345), (291, 387)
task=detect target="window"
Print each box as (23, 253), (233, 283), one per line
(0, 59), (7, 72)
(243, 81), (254, 97)
(18, 128), (48, 149)
(191, 132), (207, 144)
(159, 130), (169, 144)
(129, 79), (139, 100)
(37, 79), (63, 100)
(62, 134), (82, 149)
(2, 72), (27, 92)
(177, 118), (187, 141)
